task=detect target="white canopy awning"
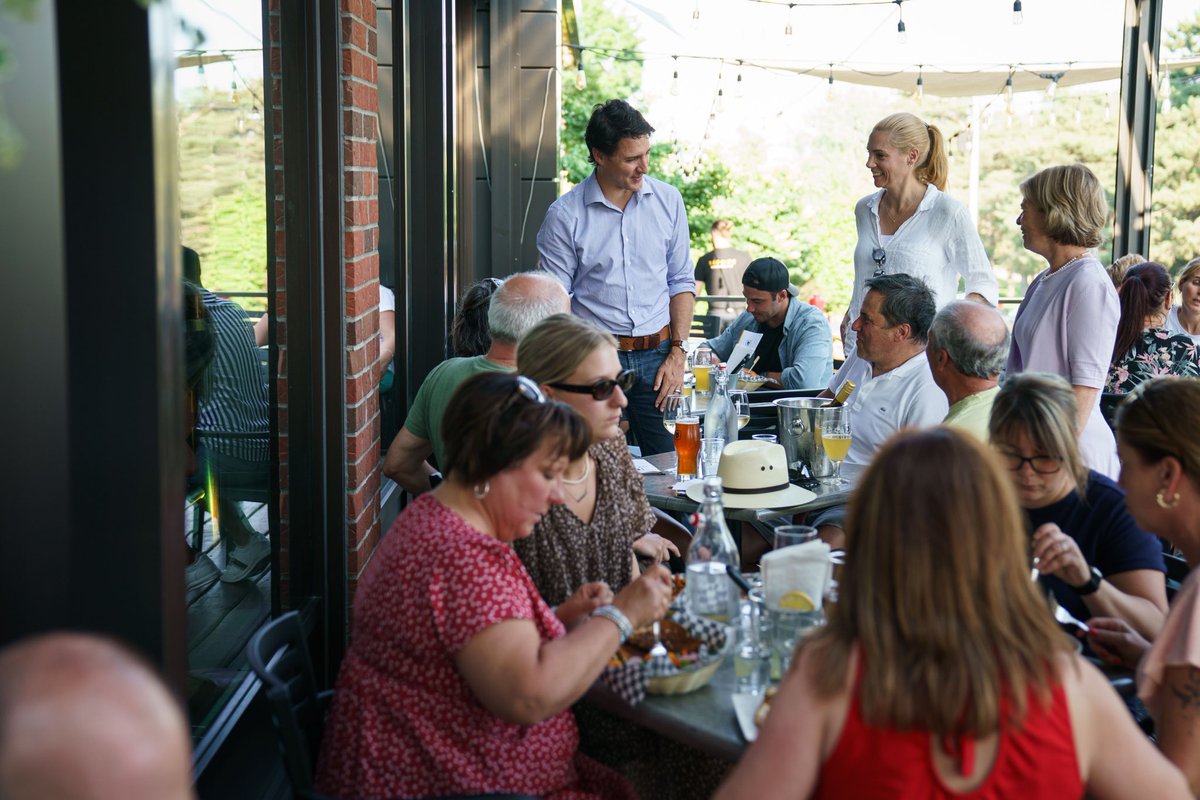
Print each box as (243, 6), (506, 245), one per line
(773, 58), (1200, 97)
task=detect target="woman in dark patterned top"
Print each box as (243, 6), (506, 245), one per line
(514, 314), (680, 607)
(1106, 262), (1200, 394)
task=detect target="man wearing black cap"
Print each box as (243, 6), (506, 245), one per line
(704, 257), (834, 389)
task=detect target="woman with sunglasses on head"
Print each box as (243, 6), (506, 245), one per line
(315, 372), (672, 800)
(842, 112), (998, 357)
(989, 373), (1166, 640)
(1007, 164), (1121, 478)
(1088, 377), (1200, 793)
(514, 314), (681, 608)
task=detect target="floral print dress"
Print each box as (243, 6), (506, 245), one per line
(1105, 326), (1200, 394)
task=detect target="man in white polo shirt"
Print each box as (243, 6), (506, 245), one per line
(830, 273), (947, 470)
(814, 273), (947, 545)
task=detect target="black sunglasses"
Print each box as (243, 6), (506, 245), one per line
(871, 247), (887, 277)
(548, 369), (636, 400)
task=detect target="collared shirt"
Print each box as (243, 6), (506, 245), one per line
(943, 384), (1000, 442)
(536, 172), (694, 336)
(704, 293), (834, 390)
(846, 184), (998, 355)
(829, 349), (948, 469)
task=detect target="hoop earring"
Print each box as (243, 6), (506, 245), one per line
(1156, 489), (1181, 509)
(473, 481), (490, 499)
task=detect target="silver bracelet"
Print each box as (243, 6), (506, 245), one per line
(591, 604), (632, 643)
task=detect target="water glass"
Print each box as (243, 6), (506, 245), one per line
(734, 603), (772, 694)
(773, 524), (819, 552)
(752, 433), (777, 444)
(700, 437), (724, 477)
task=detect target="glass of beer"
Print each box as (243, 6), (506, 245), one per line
(691, 346), (716, 396)
(816, 406), (852, 485)
(674, 414), (701, 480)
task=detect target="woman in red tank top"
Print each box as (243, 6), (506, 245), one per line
(716, 427), (1188, 800)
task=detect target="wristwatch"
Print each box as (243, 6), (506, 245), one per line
(1071, 566), (1104, 596)
(669, 339), (686, 354)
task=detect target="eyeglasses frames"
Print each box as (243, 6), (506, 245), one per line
(999, 450), (1062, 475)
(548, 369), (636, 401)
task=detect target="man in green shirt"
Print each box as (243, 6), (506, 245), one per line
(383, 272), (568, 494)
(927, 300), (1009, 441)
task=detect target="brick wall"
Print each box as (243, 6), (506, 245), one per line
(341, 0), (382, 598)
(267, 0), (383, 611)
(266, 0), (290, 604)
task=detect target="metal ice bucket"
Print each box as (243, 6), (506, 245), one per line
(774, 397), (835, 480)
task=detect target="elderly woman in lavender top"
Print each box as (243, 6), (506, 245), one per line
(1005, 164), (1119, 479)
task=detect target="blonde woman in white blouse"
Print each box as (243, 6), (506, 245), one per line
(843, 112), (998, 357)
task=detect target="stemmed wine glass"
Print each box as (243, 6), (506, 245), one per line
(729, 390), (750, 434)
(817, 406), (852, 485)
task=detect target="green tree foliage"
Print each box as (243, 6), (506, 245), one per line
(1153, 12), (1200, 273)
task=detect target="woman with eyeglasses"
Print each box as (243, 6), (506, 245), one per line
(1087, 377), (1200, 793)
(1106, 262), (1200, 394)
(1007, 164), (1120, 478)
(842, 112), (998, 357)
(514, 314), (681, 607)
(989, 373), (1166, 640)
(715, 427), (1187, 800)
(315, 372), (672, 800)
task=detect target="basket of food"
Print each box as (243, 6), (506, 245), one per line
(605, 597), (730, 700)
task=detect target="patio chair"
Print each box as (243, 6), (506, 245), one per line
(246, 612), (537, 800)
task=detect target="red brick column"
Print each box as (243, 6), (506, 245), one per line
(266, 0), (291, 604)
(340, 0), (382, 598)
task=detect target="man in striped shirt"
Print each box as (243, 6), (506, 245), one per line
(185, 248), (272, 585)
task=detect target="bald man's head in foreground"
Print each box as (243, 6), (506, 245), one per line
(0, 633), (194, 800)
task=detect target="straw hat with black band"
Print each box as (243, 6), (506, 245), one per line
(685, 441), (815, 509)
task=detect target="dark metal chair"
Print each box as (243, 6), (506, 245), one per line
(247, 612), (539, 800)
(246, 612), (335, 800)
(689, 313), (721, 340)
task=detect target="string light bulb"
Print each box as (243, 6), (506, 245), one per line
(574, 68), (587, 90)
(785, 4), (795, 37)
(715, 87), (725, 113)
(895, 0), (907, 44)
(692, 0), (701, 26)
(735, 64), (744, 99)
(1012, 0), (1023, 25)
(670, 57), (681, 96)
(915, 68), (924, 100)
(1005, 72), (1014, 114)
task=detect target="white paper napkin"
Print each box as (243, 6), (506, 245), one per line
(760, 540), (830, 609)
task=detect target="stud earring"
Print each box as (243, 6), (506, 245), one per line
(1156, 489), (1181, 509)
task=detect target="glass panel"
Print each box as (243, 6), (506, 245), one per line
(175, 0), (274, 743)
(1152, 2), (1200, 278)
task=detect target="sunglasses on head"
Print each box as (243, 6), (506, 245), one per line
(548, 369), (636, 400)
(498, 375), (548, 415)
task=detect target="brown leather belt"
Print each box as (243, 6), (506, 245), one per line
(614, 325), (669, 352)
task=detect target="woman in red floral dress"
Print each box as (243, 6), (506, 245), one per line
(314, 372), (673, 800)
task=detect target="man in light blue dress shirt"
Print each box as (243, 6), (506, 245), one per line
(537, 100), (694, 455)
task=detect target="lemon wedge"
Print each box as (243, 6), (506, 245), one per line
(778, 590), (816, 612)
